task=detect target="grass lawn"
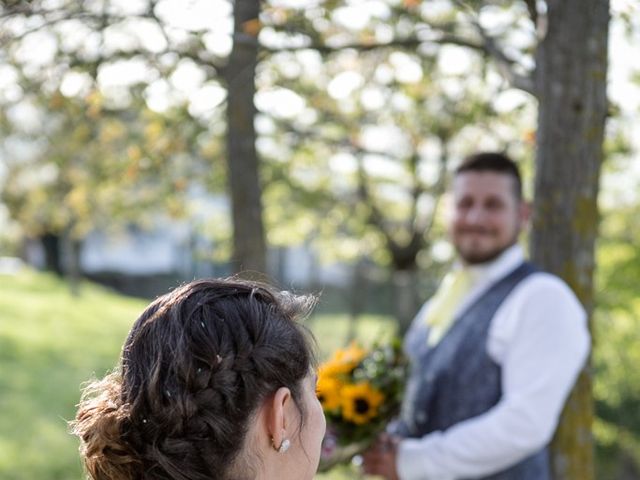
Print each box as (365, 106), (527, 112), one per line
(0, 269), (394, 479)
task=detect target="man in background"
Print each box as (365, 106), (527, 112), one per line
(363, 152), (590, 480)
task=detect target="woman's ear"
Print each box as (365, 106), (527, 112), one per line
(267, 387), (291, 450)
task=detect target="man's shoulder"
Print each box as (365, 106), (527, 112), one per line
(513, 268), (583, 308)
(494, 268), (588, 345)
(519, 267), (570, 288)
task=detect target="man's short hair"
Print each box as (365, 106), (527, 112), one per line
(455, 152), (523, 200)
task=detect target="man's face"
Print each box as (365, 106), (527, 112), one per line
(450, 171), (528, 265)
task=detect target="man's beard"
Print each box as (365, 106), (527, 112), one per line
(459, 246), (508, 265)
(455, 230), (520, 265)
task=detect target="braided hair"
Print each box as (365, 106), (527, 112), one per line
(71, 278), (317, 480)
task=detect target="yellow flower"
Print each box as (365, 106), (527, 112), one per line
(318, 360), (348, 378)
(341, 382), (385, 425)
(319, 342), (368, 377)
(336, 342), (367, 365)
(316, 375), (342, 412)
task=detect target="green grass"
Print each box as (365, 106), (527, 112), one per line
(0, 269), (393, 479)
(0, 270), (146, 480)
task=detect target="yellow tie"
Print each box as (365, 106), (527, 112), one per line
(424, 268), (475, 346)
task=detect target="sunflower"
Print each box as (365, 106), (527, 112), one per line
(335, 342), (367, 365)
(340, 382), (385, 425)
(318, 359), (351, 378)
(316, 375), (343, 412)
(319, 342), (368, 377)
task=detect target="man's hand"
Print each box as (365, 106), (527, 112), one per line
(362, 433), (401, 480)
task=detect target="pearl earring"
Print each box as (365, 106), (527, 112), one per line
(273, 437), (290, 453)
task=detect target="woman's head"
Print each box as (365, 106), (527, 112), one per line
(72, 278), (325, 480)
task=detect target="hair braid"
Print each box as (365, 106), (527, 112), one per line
(72, 278), (316, 480)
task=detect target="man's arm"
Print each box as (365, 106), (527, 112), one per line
(396, 275), (590, 480)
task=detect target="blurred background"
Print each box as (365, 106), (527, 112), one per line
(1, 0), (639, 478)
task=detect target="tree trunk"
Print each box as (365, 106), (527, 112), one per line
(40, 232), (62, 275)
(346, 258), (367, 343)
(62, 232), (82, 297)
(531, 1), (610, 479)
(392, 268), (421, 336)
(224, 0), (267, 275)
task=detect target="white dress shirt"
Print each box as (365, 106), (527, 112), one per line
(397, 244), (590, 480)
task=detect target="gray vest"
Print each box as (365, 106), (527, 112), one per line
(399, 262), (550, 480)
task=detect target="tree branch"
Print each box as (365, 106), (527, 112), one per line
(480, 30), (536, 94)
(355, 157), (400, 254)
(263, 37), (422, 54)
(61, 46), (222, 78)
(416, 140), (449, 237)
(446, 0), (536, 96)
(277, 122), (440, 266)
(262, 23), (536, 97)
(468, 17), (536, 94)
(524, 0), (538, 27)
(262, 18), (487, 54)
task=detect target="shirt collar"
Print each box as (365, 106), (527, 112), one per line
(453, 244), (525, 285)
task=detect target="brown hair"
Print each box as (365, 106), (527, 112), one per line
(71, 278), (317, 480)
(455, 151), (523, 200)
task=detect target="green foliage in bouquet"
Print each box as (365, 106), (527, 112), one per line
(316, 338), (408, 471)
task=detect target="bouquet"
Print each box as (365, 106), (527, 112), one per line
(316, 338), (408, 471)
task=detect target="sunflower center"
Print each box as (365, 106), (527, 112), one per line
(355, 398), (370, 414)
